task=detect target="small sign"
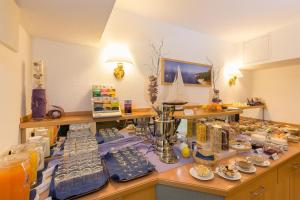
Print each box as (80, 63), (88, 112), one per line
(255, 148), (263, 154)
(271, 153), (279, 160)
(184, 109), (194, 116)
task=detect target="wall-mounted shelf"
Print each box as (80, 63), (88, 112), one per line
(242, 57), (300, 71)
(20, 110), (155, 129)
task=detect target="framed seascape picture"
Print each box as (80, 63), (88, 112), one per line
(161, 58), (212, 86)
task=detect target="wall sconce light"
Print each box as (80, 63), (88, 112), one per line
(106, 58), (133, 80)
(224, 60), (243, 86)
(228, 69), (243, 86)
(103, 43), (133, 80)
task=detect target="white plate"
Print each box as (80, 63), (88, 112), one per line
(253, 160), (270, 167)
(230, 144), (251, 151)
(216, 167), (241, 181)
(236, 165), (256, 173)
(189, 167), (214, 181)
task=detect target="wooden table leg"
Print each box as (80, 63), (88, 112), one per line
(21, 128), (26, 143)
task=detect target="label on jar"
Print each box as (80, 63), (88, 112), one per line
(255, 148), (264, 154)
(184, 109), (194, 116)
(271, 153), (279, 160)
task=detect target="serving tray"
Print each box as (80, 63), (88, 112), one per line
(104, 146), (155, 182)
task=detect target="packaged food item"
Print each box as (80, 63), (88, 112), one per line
(210, 125), (222, 153)
(196, 122), (207, 143)
(221, 125), (230, 151)
(187, 120), (195, 137)
(0, 154), (30, 200)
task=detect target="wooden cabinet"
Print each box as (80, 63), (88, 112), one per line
(226, 170), (277, 200)
(121, 186), (155, 200)
(277, 155), (300, 200)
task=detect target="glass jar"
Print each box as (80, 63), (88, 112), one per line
(124, 100), (132, 114)
(0, 154), (30, 200)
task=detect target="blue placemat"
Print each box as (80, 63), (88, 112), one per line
(104, 147), (155, 182)
(51, 162), (109, 200)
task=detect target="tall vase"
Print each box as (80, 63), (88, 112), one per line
(31, 88), (47, 120)
(212, 89), (222, 104)
(148, 75), (158, 105)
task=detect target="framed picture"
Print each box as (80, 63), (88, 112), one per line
(161, 58), (212, 86)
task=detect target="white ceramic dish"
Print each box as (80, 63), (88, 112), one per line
(230, 143), (252, 151)
(236, 165), (256, 173)
(189, 167), (214, 181)
(215, 167), (241, 181)
(252, 160), (270, 167)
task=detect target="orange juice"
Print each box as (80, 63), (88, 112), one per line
(0, 154), (30, 200)
(27, 149), (38, 185)
(15, 144), (39, 186)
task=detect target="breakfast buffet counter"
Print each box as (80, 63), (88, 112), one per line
(76, 142), (300, 200)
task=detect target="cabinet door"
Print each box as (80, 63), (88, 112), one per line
(226, 170), (277, 200)
(290, 155), (300, 200)
(122, 186), (155, 200)
(277, 154), (300, 200)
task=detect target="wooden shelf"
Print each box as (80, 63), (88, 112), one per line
(173, 109), (242, 119)
(20, 105), (266, 129)
(229, 105), (266, 110)
(20, 110), (155, 129)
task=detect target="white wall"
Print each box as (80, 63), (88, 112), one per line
(242, 65), (300, 124)
(32, 8), (247, 112)
(0, 26), (31, 150)
(0, 0), (19, 51)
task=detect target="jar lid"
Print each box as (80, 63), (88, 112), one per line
(0, 153), (29, 168)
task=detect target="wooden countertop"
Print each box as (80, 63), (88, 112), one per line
(77, 143), (300, 200)
(19, 108), (243, 129)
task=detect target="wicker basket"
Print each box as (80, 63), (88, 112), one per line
(192, 149), (218, 166)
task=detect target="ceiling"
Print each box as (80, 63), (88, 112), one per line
(116, 0), (300, 42)
(16, 0), (116, 47)
(15, 0), (300, 46)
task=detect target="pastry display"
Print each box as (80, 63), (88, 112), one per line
(263, 144), (282, 155)
(219, 164), (237, 178)
(230, 141), (252, 151)
(189, 165), (214, 181)
(287, 135), (300, 143)
(236, 159), (253, 170)
(216, 163), (241, 180)
(194, 164), (211, 177)
(249, 154), (266, 164)
(248, 154), (270, 167)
